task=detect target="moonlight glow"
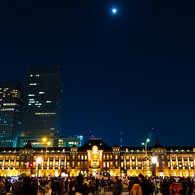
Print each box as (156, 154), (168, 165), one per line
(112, 9), (117, 13)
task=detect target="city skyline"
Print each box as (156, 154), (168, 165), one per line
(0, 1), (195, 147)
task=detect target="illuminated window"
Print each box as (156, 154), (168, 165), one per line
(29, 83), (37, 85)
(35, 75), (40, 77)
(39, 92), (44, 94)
(121, 162), (124, 167)
(72, 162), (75, 167)
(156, 162), (159, 167)
(126, 148), (128, 152)
(72, 155), (75, 160)
(107, 155), (109, 160)
(78, 155), (80, 160)
(121, 156), (123, 160)
(3, 103), (17, 106)
(115, 161), (118, 167)
(46, 101), (52, 103)
(115, 155), (118, 159)
(29, 75), (33, 77)
(110, 155), (112, 160)
(67, 162), (69, 168)
(28, 94), (35, 96)
(107, 162), (109, 167)
(85, 155), (87, 160)
(81, 155), (84, 160)
(78, 162), (80, 167)
(162, 161), (165, 167)
(103, 162), (106, 167)
(35, 113), (55, 115)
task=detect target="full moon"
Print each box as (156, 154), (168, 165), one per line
(112, 9), (117, 13)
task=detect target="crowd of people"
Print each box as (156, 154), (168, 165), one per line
(0, 174), (194, 195)
(128, 174), (195, 195)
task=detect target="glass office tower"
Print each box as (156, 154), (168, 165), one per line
(0, 81), (24, 147)
(21, 67), (63, 136)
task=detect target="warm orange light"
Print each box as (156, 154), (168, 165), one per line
(42, 138), (47, 142)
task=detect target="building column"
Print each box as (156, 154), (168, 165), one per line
(136, 156), (138, 167)
(124, 156), (126, 167)
(130, 156), (132, 167)
(170, 156), (172, 167)
(59, 156), (61, 169)
(53, 156), (55, 169)
(188, 156), (190, 167)
(47, 156), (49, 167)
(176, 155), (178, 167)
(2, 156), (5, 167)
(182, 156), (184, 166)
(14, 156), (16, 167)
(8, 157), (10, 168)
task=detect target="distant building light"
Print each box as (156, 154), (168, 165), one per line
(35, 75), (40, 77)
(46, 101), (51, 103)
(39, 92), (44, 94)
(29, 83), (37, 86)
(35, 113), (56, 115)
(29, 75), (33, 77)
(28, 94), (35, 96)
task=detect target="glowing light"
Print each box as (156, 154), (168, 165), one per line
(112, 8), (117, 13)
(37, 157), (41, 164)
(92, 146), (98, 154)
(152, 156), (157, 164)
(42, 138), (46, 142)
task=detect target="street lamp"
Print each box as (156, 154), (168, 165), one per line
(142, 138), (150, 177)
(152, 156), (157, 178)
(36, 157), (42, 178)
(42, 138), (51, 178)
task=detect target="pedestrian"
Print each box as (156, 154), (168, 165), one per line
(12, 178), (22, 195)
(89, 178), (96, 195)
(161, 179), (169, 195)
(107, 177), (112, 192)
(113, 177), (122, 195)
(130, 178), (142, 195)
(16, 177), (37, 195)
(181, 182), (189, 195)
(128, 178), (134, 194)
(0, 176), (5, 195)
(51, 178), (60, 195)
(69, 178), (75, 195)
(138, 174), (150, 195)
(65, 177), (69, 194)
(187, 178), (193, 195)
(170, 179), (181, 195)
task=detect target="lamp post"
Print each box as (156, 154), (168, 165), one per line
(142, 138), (150, 177)
(42, 138), (51, 178)
(152, 156), (157, 178)
(36, 157), (42, 178)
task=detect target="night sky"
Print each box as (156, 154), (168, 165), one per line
(0, 1), (195, 147)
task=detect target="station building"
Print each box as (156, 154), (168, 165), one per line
(0, 138), (195, 178)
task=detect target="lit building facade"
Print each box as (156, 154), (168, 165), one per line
(0, 138), (195, 178)
(0, 82), (24, 147)
(21, 67), (63, 136)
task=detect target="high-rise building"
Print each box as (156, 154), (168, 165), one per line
(0, 81), (24, 147)
(21, 67), (63, 136)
